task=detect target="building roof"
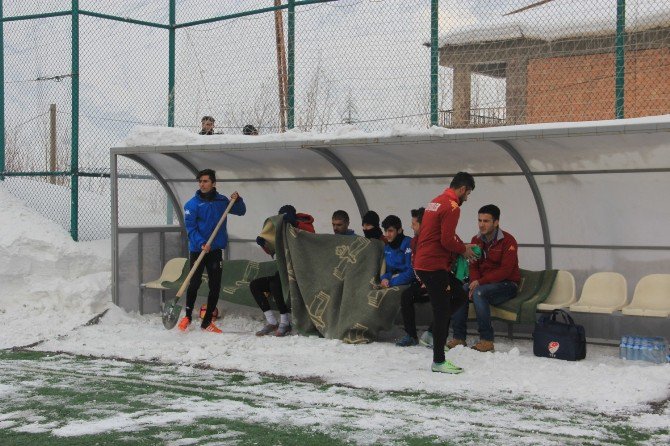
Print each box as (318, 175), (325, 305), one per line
(438, 0), (670, 47)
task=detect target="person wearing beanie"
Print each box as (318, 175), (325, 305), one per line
(251, 204), (315, 337)
(242, 124), (258, 135)
(362, 210), (387, 243)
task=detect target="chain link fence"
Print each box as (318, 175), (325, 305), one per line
(2, 0), (669, 240)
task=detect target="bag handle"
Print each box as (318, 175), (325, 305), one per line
(550, 309), (575, 325)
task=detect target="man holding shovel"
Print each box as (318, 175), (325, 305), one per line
(177, 169), (246, 333)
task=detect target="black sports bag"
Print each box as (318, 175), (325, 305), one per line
(532, 309), (586, 361)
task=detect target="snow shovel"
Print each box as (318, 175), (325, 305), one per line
(162, 197), (237, 329)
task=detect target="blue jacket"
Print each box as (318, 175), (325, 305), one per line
(381, 235), (414, 286)
(184, 190), (246, 252)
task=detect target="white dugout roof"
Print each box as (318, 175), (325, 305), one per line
(111, 117), (670, 310)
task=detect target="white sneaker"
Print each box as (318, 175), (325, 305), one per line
(419, 331), (433, 348)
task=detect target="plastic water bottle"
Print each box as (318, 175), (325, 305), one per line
(633, 336), (642, 361)
(640, 338), (652, 363)
(619, 336), (628, 360)
(626, 335), (633, 360)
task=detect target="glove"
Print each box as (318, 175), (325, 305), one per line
(256, 236), (266, 248)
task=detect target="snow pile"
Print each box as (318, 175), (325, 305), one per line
(121, 123), (452, 147)
(121, 115), (670, 148)
(0, 184), (111, 349)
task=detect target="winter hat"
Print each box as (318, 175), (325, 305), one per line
(278, 204), (297, 216)
(362, 210), (380, 227)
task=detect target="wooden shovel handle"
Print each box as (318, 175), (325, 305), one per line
(176, 197), (237, 298)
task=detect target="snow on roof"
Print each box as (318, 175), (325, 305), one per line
(439, 0), (670, 47)
(119, 114), (670, 148)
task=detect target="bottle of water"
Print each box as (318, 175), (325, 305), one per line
(640, 337), (652, 363)
(633, 336), (642, 361)
(619, 336), (628, 360)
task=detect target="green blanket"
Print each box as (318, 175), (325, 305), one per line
(268, 215), (403, 343)
(494, 269), (558, 323)
(162, 215), (403, 342)
(160, 258), (280, 309)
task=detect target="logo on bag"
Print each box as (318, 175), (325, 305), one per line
(548, 341), (560, 357)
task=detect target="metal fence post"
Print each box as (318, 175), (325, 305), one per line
(430, 0), (438, 127)
(167, 0), (176, 224)
(168, 0), (176, 127)
(615, 0), (625, 119)
(71, 0), (80, 241)
(0, 1), (5, 180)
(287, 0), (295, 129)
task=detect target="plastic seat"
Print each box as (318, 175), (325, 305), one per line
(141, 258), (188, 290)
(536, 270), (576, 311)
(569, 272), (627, 314)
(622, 274), (670, 317)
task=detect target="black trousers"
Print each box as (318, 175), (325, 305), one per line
(400, 281), (430, 338)
(250, 272), (289, 314)
(185, 249), (223, 328)
(415, 270), (467, 363)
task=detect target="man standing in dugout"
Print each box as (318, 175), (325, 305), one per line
(414, 172), (478, 373)
(178, 169), (247, 333)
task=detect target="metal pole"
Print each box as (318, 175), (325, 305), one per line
(167, 0), (176, 224)
(615, 0), (625, 119)
(168, 0), (175, 127)
(430, 0), (438, 127)
(71, 0), (80, 240)
(287, 0), (295, 129)
(49, 104), (57, 183)
(0, 1), (5, 180)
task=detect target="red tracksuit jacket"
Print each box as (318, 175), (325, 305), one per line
(414, 188), (465, 272)
(468, 229), (521, 285)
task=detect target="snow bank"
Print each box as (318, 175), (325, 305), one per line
(0, 184), (111, 348)
(121, 115), (670, 148)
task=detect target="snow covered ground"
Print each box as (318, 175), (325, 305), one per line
(1, 182), (669, 444)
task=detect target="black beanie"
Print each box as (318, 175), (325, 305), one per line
(278, 204), (296, 216)
(362, 210), (380, 227)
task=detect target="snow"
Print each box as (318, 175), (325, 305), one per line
(0, 185), (111, 349)
(121, 114), (670, 148)
(439, 0), (670, 47)
(1, 180), (669, 439)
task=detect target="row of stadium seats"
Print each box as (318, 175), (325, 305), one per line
(143, 259), (670, 319)
(538, 271), (670, 317)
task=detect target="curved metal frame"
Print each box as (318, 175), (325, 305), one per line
(493, 140), (552, 269)
(307, 147), (369, 218)
(164, 153), (199, 177)
(125, 155), (185, 228)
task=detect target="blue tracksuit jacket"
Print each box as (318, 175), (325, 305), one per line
(184, 190), (246, 252)
(381, 235), (414, 286)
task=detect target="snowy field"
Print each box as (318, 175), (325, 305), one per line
(1, 183), (669, 445)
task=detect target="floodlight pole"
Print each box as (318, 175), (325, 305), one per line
(71, 0), (80, 241)
(615, 0), (625, 119)
(430, 0), (439, 127)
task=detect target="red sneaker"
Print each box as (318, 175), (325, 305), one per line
(202, 322), (222, 334)
(177, 316), (191, 332)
